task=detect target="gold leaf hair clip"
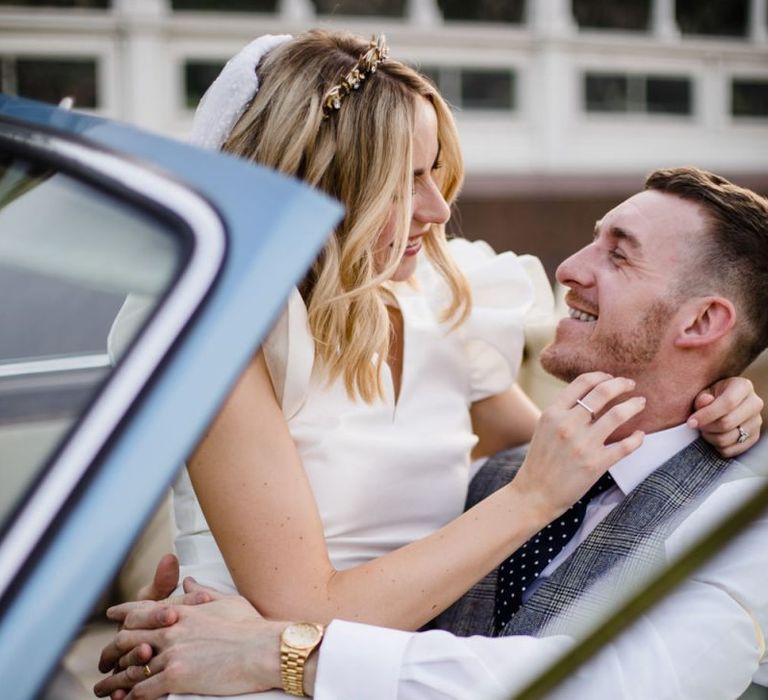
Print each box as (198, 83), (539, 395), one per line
(322, 34), (389, 118)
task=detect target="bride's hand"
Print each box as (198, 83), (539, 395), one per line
(512, 372), (645, 519)
(688, 376), (762, 457)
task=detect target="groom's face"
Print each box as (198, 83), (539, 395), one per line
(540, 189), (708, 382)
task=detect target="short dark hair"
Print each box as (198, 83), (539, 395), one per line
(645, 166), (768, 375)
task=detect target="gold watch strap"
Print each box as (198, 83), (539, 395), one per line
(280, 648), (308, 697)
(280, 623), (324, 697)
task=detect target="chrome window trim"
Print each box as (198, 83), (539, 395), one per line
(0, 126), (226, 600)
(0, 353), (111, 379)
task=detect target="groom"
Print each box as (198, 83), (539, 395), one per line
(95, 167), (768, 699)
(431, 164), (768, 641)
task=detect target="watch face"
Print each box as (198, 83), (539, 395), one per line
(283, 623), (322, 649)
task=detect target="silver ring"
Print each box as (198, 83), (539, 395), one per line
(575, 398), (595, 420)
(736, 425), (750, 445)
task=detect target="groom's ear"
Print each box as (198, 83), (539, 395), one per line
(674, 296), (736, 349)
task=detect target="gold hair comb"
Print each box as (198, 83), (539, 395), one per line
(322, 35), (389, 118)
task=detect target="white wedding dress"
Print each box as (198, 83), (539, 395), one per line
(167, 239), (552, 698)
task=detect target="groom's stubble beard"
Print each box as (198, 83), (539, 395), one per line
(540, 298), (678, 384)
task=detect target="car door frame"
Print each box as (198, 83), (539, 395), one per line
(0, 95), (341, 700)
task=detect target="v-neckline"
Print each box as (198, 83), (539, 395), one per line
(386, 304), (405, 406)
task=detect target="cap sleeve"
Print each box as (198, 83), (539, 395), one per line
(262, 287), (315, 420)
(446, 238), (554, 403)
(107, 293), (154, 364)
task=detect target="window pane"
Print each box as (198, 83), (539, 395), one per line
(310, 0), (405, 17)
(585, 74), (629, 112)
(676, 0), (748, 37)
(732, 80), (768, 117)
(585, 73), (692, 115)
(0, 153), (183, 535)
(460, 68), (514, 110)
(172, 0), (276, 9)
(184, 60), (225, 109)
(438, 0), (524, 23)
(15, 58), (97, 108)
(0, 0), (108, 6)
(646, 76), (692, 115)
(573, 0), (650, 30)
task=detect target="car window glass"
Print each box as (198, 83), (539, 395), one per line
(0, 152), (183, 535)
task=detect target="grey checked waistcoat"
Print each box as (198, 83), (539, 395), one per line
(430, 439), (733, 639)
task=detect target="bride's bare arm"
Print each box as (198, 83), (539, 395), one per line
(188, 354), (643, 631)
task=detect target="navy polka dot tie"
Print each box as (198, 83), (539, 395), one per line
(493, 472), (616, 635)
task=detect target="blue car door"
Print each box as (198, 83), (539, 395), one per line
(0, 94), (341, 700)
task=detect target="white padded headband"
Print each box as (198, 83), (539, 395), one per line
(188, 34), (292, 151)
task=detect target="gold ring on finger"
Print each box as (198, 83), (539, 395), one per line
(575, 398), (595, 420)
(143, 664), (152, 678)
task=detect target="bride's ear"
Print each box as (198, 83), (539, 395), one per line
(674, 296), (736, 349)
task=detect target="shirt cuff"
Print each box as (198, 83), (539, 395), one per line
(314, 620), (413, 700)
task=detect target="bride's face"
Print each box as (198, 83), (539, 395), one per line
(375, 97), (451, 282)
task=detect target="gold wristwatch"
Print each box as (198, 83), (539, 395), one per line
(280, 622), (325, 697)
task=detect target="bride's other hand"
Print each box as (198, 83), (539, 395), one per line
(688, 376), (762, 458)
(512, 372), (645, 518)
(135, 553), (180, 602)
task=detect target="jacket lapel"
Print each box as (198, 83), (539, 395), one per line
(503, 439), (732, 637)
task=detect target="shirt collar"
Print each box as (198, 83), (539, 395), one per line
(609, 423), (699, 496)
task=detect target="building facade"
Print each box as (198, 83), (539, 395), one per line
(2, 0), (767, 271)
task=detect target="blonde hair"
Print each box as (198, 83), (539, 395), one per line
(224, 29), (469, 401)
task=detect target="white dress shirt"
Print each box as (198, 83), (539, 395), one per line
(315, 429), (768, 700)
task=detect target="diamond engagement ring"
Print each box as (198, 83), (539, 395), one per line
(736, 425), (750, 444)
